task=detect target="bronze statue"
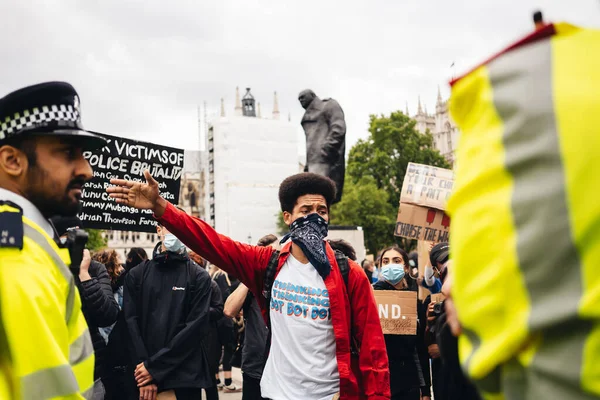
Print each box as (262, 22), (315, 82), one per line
(299, 89), (346, 203)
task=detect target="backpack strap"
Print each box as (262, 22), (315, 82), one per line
(187, 259), (197, 296)
(262, 250), (281, 305)
(262, 250), (280, 360)
(333, 250), (360, 356)
(334, 250), (349, 290)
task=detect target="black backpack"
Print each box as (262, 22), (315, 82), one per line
(261, 250), (355, 355)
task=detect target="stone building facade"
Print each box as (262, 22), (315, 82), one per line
(411, 88), (460, 166)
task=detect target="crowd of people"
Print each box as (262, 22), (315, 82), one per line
(4, 16), (598, 397)
(0, 81), (478, 400)
(47, 214), (475, 400)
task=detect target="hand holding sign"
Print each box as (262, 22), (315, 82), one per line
(106, 170), (168, 217)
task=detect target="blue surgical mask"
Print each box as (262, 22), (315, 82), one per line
(163, 234), (185, 253)
(380, 264), (406, 285)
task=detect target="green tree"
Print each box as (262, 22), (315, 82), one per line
(275, 212), (288, 236)
(330, 176), (397, 255)
(86, 229), (107, 251)
(347, 111), (450, 211)
(336, 111), (450, 254)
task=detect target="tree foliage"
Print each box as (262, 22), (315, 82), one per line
(275, 212), (288, 236)
(335, 111), (450, 255)
(87, 229), (107, 251)
(347, 111), (451, 211)
(330, 176), (397, 255)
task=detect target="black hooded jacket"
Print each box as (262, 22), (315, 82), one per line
(77, 260), (119, 380)
(123, 246), (213, 390)
(373, 280), (425, 395)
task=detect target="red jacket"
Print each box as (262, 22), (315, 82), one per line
(158, 202), (390, 399)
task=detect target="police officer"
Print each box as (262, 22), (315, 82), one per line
(0, 82), (107, 399)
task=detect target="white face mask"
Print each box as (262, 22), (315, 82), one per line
(163, 233), (185, 253)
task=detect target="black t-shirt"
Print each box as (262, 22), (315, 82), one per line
(241, 292), (268, 379)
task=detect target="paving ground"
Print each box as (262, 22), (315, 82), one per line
(212, 367), (243, 400)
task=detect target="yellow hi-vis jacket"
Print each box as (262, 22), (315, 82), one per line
(448, 23), (600, 399)
(0, 201), (94, 399)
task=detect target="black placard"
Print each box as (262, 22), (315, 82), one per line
(78, 133), (184, 232)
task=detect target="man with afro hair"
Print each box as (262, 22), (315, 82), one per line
(107, 171), (391, 400)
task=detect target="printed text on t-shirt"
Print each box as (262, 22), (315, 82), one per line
(270, 279), (331, 320)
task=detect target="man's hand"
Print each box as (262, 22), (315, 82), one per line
(135, 362), (154, 387)
(422, 396), (431, 400)
(138, 383), (157, 400)
(107, 170), (167, 217)
(79, 249), (92, 282)
(428, 344), (441, 359)
(428, 241), (435, 254)
(427, 301), (437, 324)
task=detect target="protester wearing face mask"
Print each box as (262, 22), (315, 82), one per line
(122, 217), (213, 400)
(372, 247), (429, 400)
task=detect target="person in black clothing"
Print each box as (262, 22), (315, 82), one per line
(223, 234), (278, 400)
(423, 243), (450, 400)
(373, 246), (426, 400)
(51, 217), (119, 399)
(426, 258), (482, 400)
(124, 219), (213, 400)
(99, 247), (148, 400)
(201, 279), (224, 400)
(210, 264), (241, 392)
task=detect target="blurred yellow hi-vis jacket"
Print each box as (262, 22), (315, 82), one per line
(0, 200), (94, 399)
(447, 23), (600, 400)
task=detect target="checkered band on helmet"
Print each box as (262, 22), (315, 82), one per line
(0, 104), (80, 140)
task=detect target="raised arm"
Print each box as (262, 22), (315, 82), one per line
(224, 283), (249, 318)
(158, 203), (273, 293)
(107, 171), (275, 294)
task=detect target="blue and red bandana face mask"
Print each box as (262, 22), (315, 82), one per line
(281, 213), (331, 279)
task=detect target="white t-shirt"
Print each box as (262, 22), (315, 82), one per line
(260, 254), (340, 400)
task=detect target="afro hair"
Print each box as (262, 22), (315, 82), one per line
(278, 172), (337, 213)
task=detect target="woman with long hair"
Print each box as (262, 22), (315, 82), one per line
(95, 247), (148, 400)
(93, 249), (124, 289)
(373, 246), (426, 400)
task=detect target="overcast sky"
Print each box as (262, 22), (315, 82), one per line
(1, 0), (599, 153)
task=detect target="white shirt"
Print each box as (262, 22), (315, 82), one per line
(0, 187), (54, 237)
(261, 254), (340, 400)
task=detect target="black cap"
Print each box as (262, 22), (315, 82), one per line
(430, 243), (450, 266)
(0, 81), (107, 150)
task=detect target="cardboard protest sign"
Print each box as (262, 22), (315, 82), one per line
(78, 133), (184, 232)
(400, 162), (454, 211)
(431, 293), (446, 303)
(417, 240), (433, 300)
(395, 204), (450, 242)
(374, 290), (417, 335)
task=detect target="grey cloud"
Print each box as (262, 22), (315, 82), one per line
(1, 0), (598, 151)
